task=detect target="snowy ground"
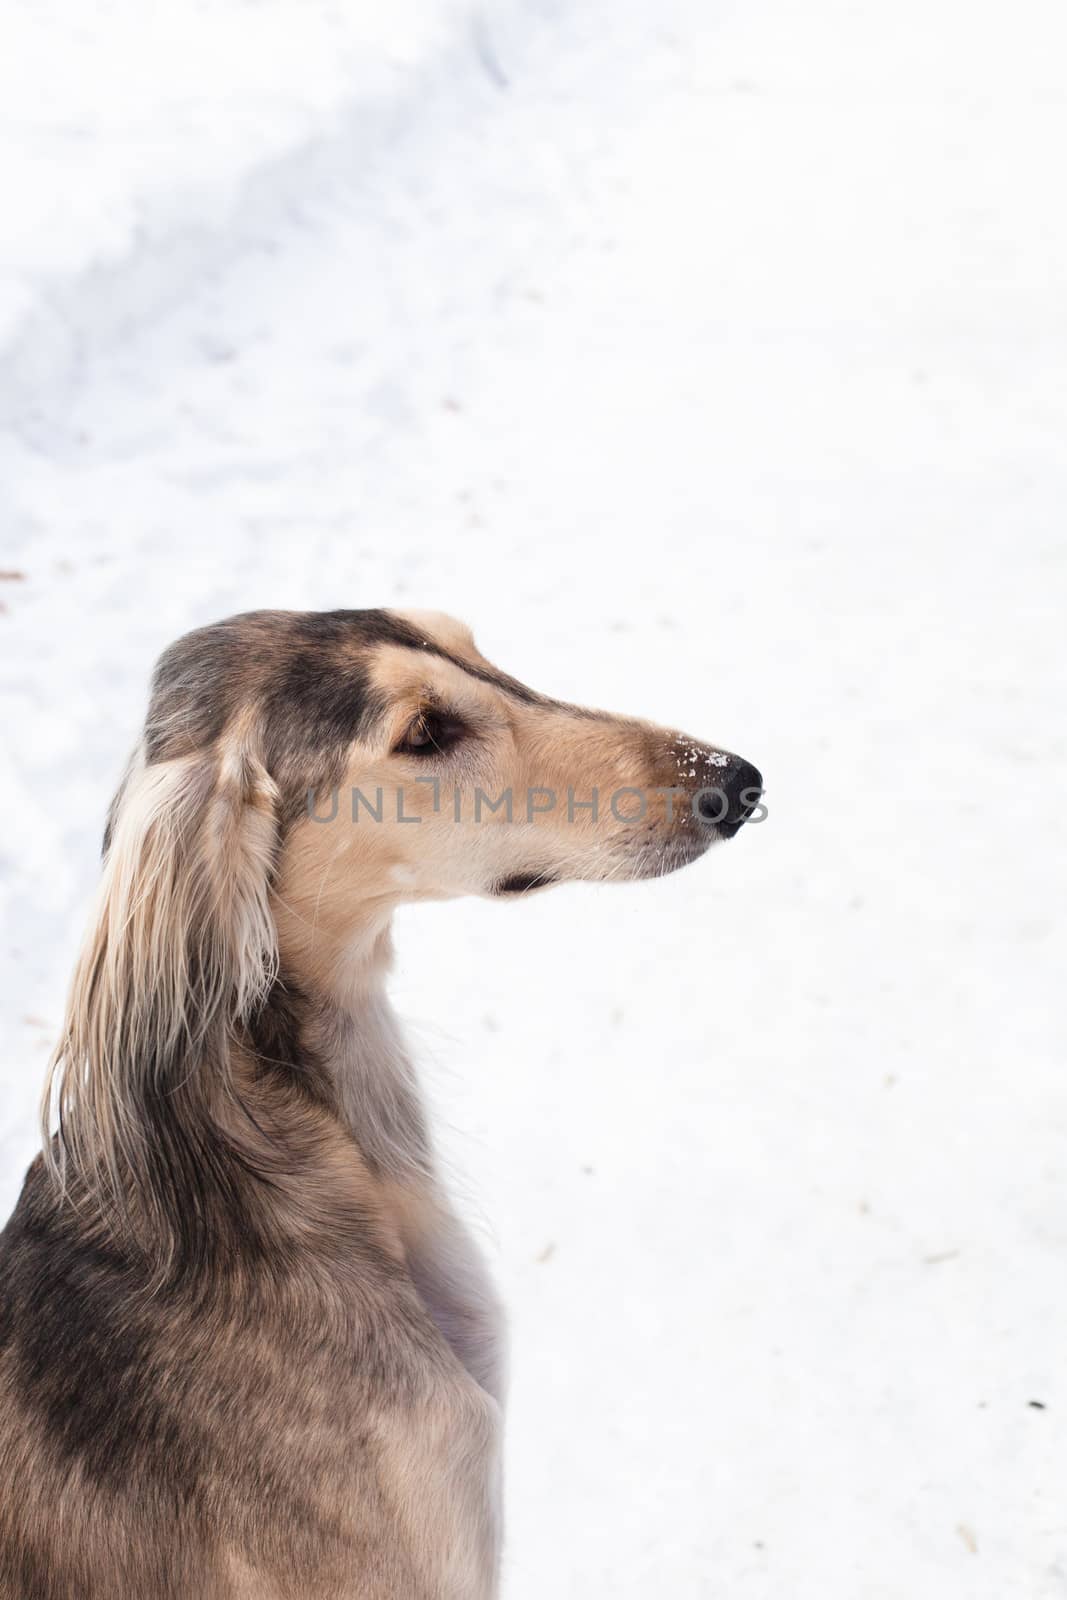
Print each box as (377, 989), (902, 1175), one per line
(2, 0), (1067, 1594)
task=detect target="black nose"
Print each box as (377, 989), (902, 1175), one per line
(697, 758), (763, 836)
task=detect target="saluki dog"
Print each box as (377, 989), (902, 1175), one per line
(0, 609), (761, 1599)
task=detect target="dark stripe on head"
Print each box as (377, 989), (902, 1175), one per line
(377, 611), (544, 706)
(380, 610), (611, 719)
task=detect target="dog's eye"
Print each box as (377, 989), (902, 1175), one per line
(401, 720), (434, 752)
(394, 710), (465, 757)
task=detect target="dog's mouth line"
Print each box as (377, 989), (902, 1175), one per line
(492, 871), (559, 896)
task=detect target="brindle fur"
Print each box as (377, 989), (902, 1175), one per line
(0, 610), (760, 1598)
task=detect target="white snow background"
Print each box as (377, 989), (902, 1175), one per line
(2, 0), (1066, 1594)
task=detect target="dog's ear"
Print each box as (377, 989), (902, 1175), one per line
(43, 735), (280, 1244)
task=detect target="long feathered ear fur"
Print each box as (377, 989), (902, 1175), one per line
(42, 731), (280, 1266)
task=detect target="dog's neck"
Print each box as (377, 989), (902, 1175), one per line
(269, 898), (433, 1181)
(266, 899), (505, 1400)
(303, 975), (434, 1184)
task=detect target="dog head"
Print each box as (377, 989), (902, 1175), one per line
(46, 609), (761, 1235)
(270, 607), (761, 903)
